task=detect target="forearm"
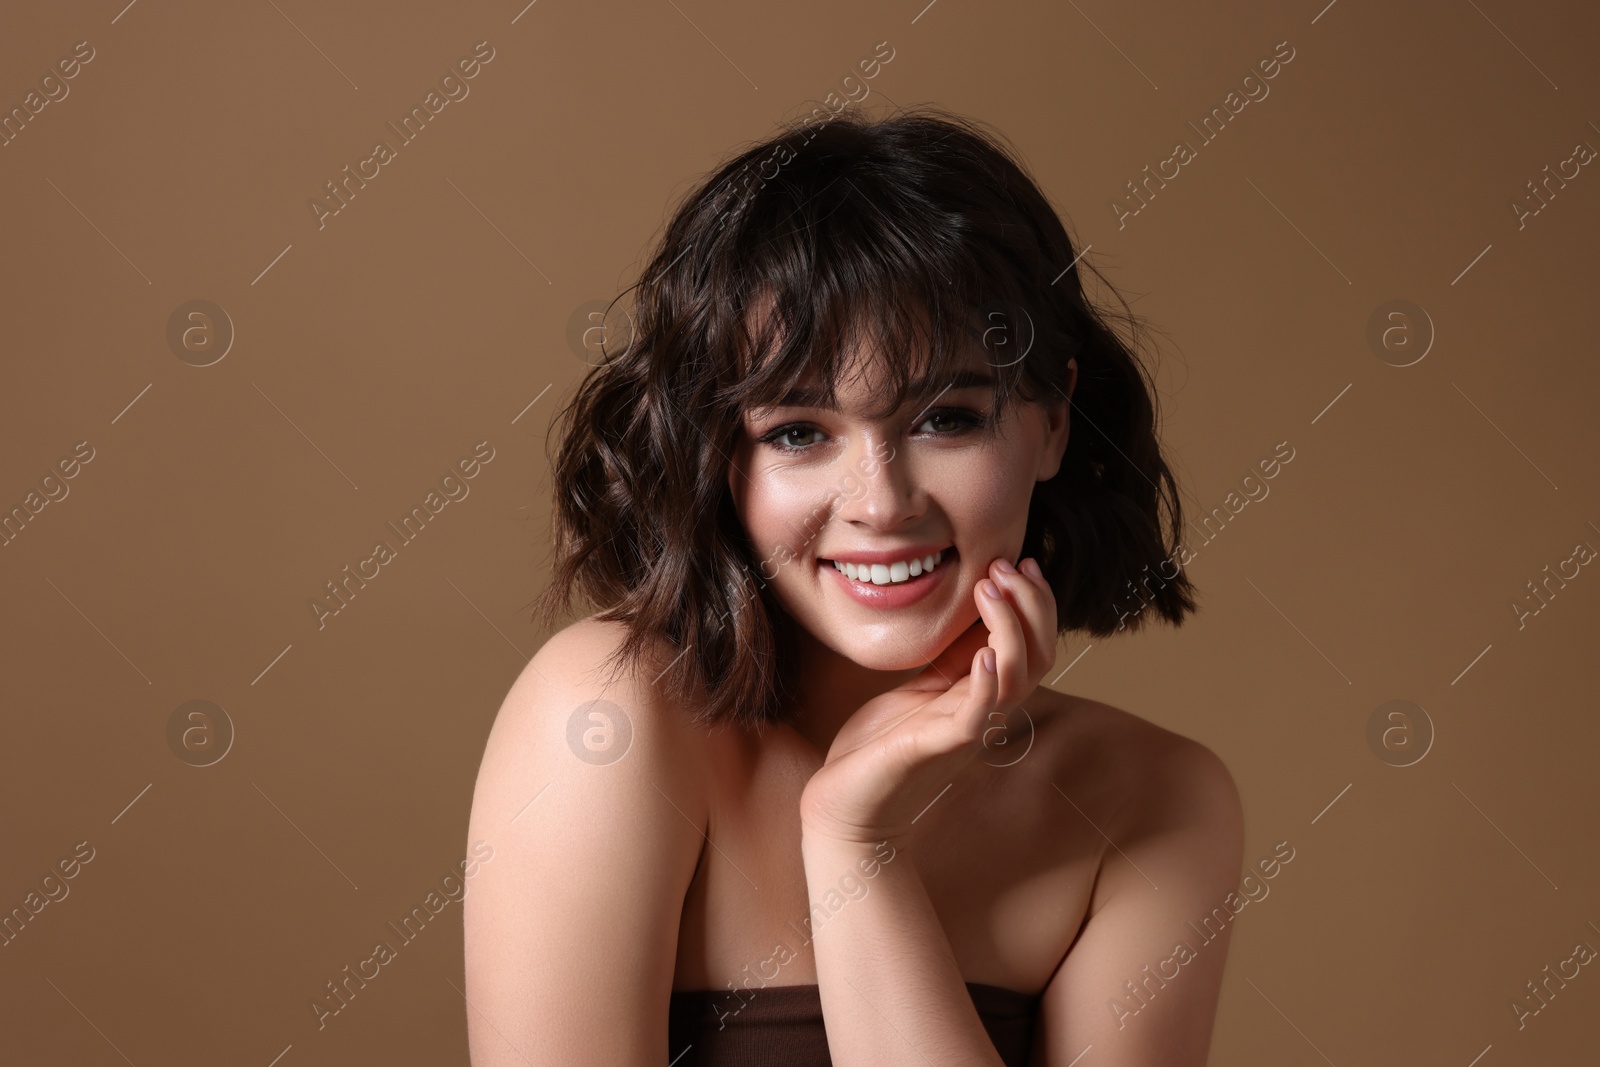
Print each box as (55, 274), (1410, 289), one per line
(800, 834), (1006, 1067)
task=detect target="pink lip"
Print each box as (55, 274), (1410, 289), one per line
(820, 550), (956, 610)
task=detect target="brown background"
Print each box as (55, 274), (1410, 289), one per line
(2, 0), (1597, 1064)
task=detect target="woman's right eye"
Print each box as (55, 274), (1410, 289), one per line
(758, 424), (823, 452)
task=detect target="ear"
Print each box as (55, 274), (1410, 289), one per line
(1035, 359), (1076, 483)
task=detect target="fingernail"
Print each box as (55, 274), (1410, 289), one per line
(995, 558), (1017, 574)
(1021, 558), (1042, 581)
(981, 649), (996, 673)
(980, 580), (1001, 599)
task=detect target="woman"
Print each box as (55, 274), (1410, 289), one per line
(464, 106), (1244, 1066)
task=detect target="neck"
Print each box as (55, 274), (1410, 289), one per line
(785, 624), (923, 754)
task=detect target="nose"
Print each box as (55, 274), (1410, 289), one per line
(830, 435), (920, 530)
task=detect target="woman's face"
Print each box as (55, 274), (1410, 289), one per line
(728, 340), (1075, 672)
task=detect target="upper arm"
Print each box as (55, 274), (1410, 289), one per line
(463, 619), (707, 1066)
(1032, 736), (1245, 1067)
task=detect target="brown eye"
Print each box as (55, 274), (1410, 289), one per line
(758, 423), (824, 453)
(915, 408), (987, 435)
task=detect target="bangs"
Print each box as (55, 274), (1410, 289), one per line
(699, 140), (1044, 423)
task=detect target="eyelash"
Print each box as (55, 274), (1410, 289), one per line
(756, 407), (989, 454)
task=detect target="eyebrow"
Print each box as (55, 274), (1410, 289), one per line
(773, 368), (996, 409)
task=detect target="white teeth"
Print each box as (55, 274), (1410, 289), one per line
(830, 549), (946, 586)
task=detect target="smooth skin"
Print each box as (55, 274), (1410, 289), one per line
(464, 340), (1245, 1065)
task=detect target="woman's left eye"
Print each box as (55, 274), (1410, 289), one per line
(916, 408), (986, 434)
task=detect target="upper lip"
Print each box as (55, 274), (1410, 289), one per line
(819, 544), (954, 565)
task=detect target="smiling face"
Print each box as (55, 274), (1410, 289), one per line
(727, 330), (1075, 672)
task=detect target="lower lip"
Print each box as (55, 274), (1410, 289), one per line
(820, 552), (956, 609)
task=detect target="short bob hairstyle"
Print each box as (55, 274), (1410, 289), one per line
(536, 105), (1196, 731)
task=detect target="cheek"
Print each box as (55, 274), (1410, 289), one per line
(945, 451), (1035, 526)
(739, 471), (830, 553)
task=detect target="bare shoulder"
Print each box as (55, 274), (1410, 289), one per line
(1031, 687), (1242, 853)
(469, 611), (711, 842)
(494, 613), (679, 722)
(463, 614), (710, 1063)
(478, 614), (709, 787)
(1024, 697), (1246, 1062)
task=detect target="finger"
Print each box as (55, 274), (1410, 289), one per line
(975, 575), (1029, 709)
(993, 559), (1052, 666)
(956, 645), (999, 744)
(989, 559), (1057, 683)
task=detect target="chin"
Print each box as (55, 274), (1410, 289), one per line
(817, 613), (975, 673)
(848, 647), (939, 672)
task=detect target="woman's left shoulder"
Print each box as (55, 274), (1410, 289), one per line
(1029, 687), (1242, 836)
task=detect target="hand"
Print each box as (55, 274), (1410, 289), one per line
(798, 556), (1058, 846)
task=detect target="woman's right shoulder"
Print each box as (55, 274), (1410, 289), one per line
(475, 614), (710, 806)
(464, 616), (711, 1063)
(499, 614), (648, 705)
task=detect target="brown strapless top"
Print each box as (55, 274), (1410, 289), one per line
(667, 981), (1042, 1065)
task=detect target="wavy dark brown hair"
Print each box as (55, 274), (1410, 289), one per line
(534, 105), (1197, 731)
